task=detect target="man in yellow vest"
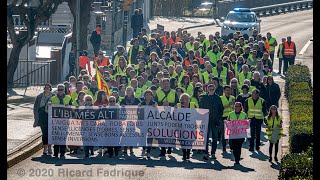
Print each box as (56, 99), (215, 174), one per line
(212, 59), (230, 86)
(154, 78), (179, 157)
(266, 32), (278, 64)
(128, 38), (144, 66)
(50, 84), (72, 158)
(276, 38), (286, 74)
(244, 89), (268, 152)
(206, 45), (222, 66)
(237, 64), (252, 86)
(185, 36), (195, 52)
(84, 80), (99, 101)
(220, 85), (236, 151)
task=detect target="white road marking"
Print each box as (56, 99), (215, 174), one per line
(299, 37), (313, 55)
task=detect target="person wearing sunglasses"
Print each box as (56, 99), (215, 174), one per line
(225, 102), (248, 165)
(190, 86), (202, 109)
(199, 84), (224, 160)
(33, 83), (54, 156)
(50, 84), (72, 158)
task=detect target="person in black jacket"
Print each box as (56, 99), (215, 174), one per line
(145, 38), (163, 59)
(68, 46), (76, 76)
(138, 8), (144, 33)
(250, 71), (267, 101)
(90, 25), (101, 57)
(199, 84), (224, 160)
(131, 9), (140, 38)
(265, 76), (281, 110)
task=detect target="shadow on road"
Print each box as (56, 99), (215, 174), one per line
(249, 151), (269, 161)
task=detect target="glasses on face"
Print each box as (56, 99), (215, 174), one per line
(173, 52), (177, 54)
(198, 91), (203, 93)
(109, 100), (115, 103)
(58, 89), (64, 91)
(121, 79), (126, 81)
(231, 82), (237, 84)
(209, 89), (215, 91)
(85, 99), (92, 102)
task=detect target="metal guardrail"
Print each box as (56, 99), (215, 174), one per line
(251, 0), (313, 17)
(9, 60), (57, 88)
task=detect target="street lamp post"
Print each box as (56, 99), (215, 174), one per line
(75, 0), (81, 78)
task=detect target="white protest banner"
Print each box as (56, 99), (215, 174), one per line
(224, 120), (251, 139)
(48, 105), (209, 149)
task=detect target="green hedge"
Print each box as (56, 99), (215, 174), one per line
(284, 65), (313, 153)
(279, 147), (313, 179)
(280, 64), (313, 179)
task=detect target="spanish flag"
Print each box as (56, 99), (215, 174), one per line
(94, 61), (111, 95)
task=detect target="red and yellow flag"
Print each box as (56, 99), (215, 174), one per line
(94, 61), (111, 95)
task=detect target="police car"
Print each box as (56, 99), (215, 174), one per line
(221, 8), (261, 40)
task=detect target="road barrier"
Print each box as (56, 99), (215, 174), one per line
(251, 0), (313, 17)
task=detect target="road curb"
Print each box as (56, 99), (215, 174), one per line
(280, 89), (290, 157)
(7, 96), (35, 104)
(7, 132), (43, 168)
(183, 22), (216, 30)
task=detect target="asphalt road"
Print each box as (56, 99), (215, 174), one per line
(7, 10), (313, 180)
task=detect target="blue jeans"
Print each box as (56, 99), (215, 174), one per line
(205, 126), (219, 155)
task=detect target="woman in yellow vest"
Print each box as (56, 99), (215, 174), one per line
(180, 75), (194, 96)
(190, 86), (203, 108)
(177, 93), (196, 160)
(226, 102), (248, 165)
(264, 105), (283, 162)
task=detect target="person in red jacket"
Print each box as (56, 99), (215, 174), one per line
(79, 50), (92, 75)
(94, 51), (110, 67)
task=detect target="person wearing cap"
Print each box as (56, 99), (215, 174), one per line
(277, 38), (286, 74)
(266, 32), (278, 63)
(163, 52), (174, 66)
(128, 38), (144, 66)
(247, 49), (260, 69)
(90, 24), (101, 57)
(112, 45), (126, 66)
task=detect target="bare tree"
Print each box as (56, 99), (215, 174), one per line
(7, 0), (63, 87)
(65, 0), (94, 51)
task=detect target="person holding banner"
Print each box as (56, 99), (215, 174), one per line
(244, 89), (268, 152)
(139, 90), (158, 158)
(154, 78), (179, 157)
(264, 105), (283, 162)
(226, 102), (248, 165)
(33, 83), (54, 155)
(200, 84), (224, 160)
(107, 96), (121, 157)
(83, 95), (95, 157)
(120, 86), (141, 155)
(50, 84), (72, 158)
(177, 93), (196, 161)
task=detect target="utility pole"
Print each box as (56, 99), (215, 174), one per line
(111, 0), (116, 54)
(75, 0), (81, 77)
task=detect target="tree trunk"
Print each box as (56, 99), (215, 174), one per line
(67, 0), (93, 51)
(7, 44), (23, 87)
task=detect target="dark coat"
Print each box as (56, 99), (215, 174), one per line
(138, 13), (143, 29)
(266, 82), (281, 109)
(199, 93), (224, 128)
(131, 14), (140, 29)
(250, 79), (267, 101)
(90, 30), (101, 46)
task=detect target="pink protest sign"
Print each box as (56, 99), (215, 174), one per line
(224, 120), (251, 139)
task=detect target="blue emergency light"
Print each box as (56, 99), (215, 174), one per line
(233, 8), (251, 12)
